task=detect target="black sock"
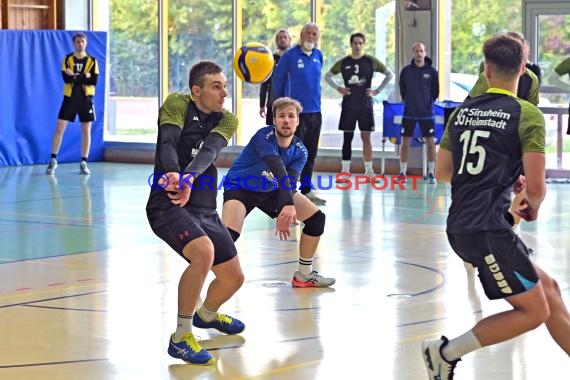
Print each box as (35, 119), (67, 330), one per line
(51, 153), (57, 159)
(81, 157), (87, 162)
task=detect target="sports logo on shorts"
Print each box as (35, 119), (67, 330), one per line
(484, 254), (513, 294)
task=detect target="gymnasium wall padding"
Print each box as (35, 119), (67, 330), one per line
(382, 100), (460, 146)
(0, 30), (107, 166)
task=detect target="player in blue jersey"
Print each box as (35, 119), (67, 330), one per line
(422, 34), (570, 379)
(272, 23), (326, 205)
(222, 97), (335, 288)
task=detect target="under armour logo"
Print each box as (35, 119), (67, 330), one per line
(178, 230), (190, 240)
(193, 116), (199, 121)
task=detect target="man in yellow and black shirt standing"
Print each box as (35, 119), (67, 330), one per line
(46, 32), (99, 175)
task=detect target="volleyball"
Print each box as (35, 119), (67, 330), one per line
(233, 42), (275, 84)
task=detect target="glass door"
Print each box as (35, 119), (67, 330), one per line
(526, 2), (570, 176)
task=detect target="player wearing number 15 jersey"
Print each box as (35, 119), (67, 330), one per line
(443, 92), (544, 232)
(423, 34), (570, 380)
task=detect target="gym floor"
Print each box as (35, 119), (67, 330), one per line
(1, 162), (568, 379)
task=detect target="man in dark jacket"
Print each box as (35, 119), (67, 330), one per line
(398, 42), (439, 183)
(259, 29), (291, 126)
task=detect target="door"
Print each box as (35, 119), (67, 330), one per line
(526, 2), (570, 177)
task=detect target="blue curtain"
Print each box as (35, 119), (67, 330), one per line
(0, 30), (107, 166)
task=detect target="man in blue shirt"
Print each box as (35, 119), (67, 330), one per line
(222, 97), (335, 288)
(272, 23), (326, 205)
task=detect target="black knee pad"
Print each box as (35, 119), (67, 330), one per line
(227, 227), (240, 242)
(302, 210), (325, 237)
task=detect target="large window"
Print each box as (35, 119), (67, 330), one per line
(536, 13), (570, 172)
(107, 0), (159, 142)
(320, 0), (396, 150)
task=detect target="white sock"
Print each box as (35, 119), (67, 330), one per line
(428, 161), (435, 174)
(400, 162), (408, 174)
(298, 257), (313, 275)
(442, 330), (482, 361)
(364, 161), (373, 173)
(197, 304), (218, 323)
(174, 314), (193, 341)
(341, 160), (351, 173)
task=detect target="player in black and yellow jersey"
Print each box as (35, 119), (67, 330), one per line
(46, 32), (99, 175)
(423, 34), (570, 379)
(325, 32), (394, 180)
(146, 61), (244, 365)
(468, 32), (540, 106)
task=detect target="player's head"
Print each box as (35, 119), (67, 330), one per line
(72, 32), (87, 53)
(483, 34), (525, 80)
(300, 23), (320, 52)
(350, 33), (365, 56)
(275, 29), (291, 51)
(188, 60), (227, 114)
(272, 97), (302, 138)
(411, 42), (426, 64)
(505, 31), (530, 62)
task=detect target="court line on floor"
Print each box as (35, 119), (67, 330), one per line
(22, 304), (106, 313)
(0, 358), (108, 369)
(0, 290), (105, 309)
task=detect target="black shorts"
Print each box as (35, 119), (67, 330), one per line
(224, 189), (281, 218)
(447, 230), (539, 300)
(146, 203), (237, 266)
(58, 96), (95, 123)
(338, 107), (375, 132)
(401, 117), (434, 137)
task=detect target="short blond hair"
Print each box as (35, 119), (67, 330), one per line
(272, 97), (303, 117)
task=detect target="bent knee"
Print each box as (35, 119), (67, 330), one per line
(183, 237), (215, 270)
(302, 210), (325, 237)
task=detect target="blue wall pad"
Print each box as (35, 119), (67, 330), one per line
(0, 30), (107, 166)
(382, 100), (460, 146)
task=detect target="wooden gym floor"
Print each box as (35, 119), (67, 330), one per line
(0, 162), (568, 379)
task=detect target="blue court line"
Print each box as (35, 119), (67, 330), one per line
(0, 358), (108, 369)
(0, 290), (105, 309)
(0, 217), (96, 228)
(22, 304), (106, 313)
(0, 193), (101, 205)
(0, 249), (100, 265)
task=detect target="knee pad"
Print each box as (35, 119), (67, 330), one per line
(302, 210), (325, 237)
(227, 227), (240, 242)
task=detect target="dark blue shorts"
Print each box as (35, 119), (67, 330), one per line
(401, 117), (434, 137)
(447, 230), (538, 300)
(146, 203), (237, 266)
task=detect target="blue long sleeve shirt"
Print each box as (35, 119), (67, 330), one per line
(272, 45), (323, 113)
